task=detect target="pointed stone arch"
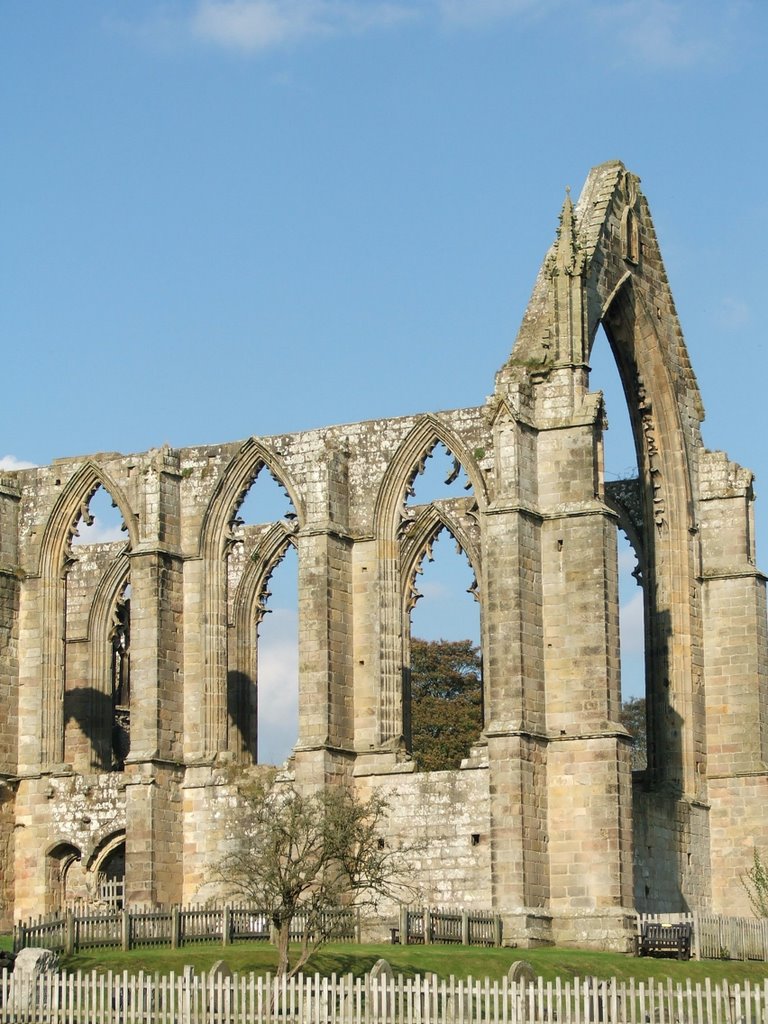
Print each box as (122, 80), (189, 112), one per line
(374, 414), (487, 537)
(37, 462), (137, 579)
(199, 437), (304, 560)
(399, 504), (483, 760)
(228, 522), (298, 761)
(591, 236), (703, 796)
(198, 438), (304, 760)
(35, 463), (135, 768)
(400, 503), (481, 616)
(84, 554), (131, 770)
(372, 417), (485, 746)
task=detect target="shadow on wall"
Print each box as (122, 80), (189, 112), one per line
(64, 687), (128, 771)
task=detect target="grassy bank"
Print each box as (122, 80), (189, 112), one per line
(55, 941), (768, 985)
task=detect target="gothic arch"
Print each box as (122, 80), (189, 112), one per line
(400, 503), (481, 616)
(35, 462), (136, 768)
(37, 461), (137, 579)
(198, 438), (304, 760)
(372, 417), (485, 746)
(199, 437), (304, 560)
(83, 555), (131, 769)
(228, 523), (298, 761)
(373, 415), (488, 537)
(595, 269), (703, 794)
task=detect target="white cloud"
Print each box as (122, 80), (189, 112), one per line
(71, 516), (127, 546)
(190, 0), (415, 51)
(0, 455), (37, 471)
(717, 296), (751, 331)
(589, 0), (734, 71)
(258, 607), (299, 764)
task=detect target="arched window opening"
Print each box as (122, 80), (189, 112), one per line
(225, 465), (299, 765)
(590, 325), (647, 770)
(405, 440), (473, 506)
(236, 466), (296, 527)
(64, 483), (130, 772)
(71, 485), (127, 546)
(407, 528), (482, 771)
(96, 841), (125, 908)
(111, 583), (131, 770)
(46, 843), (82, 913)
(256, 545), (299, 765)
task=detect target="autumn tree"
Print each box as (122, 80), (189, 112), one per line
(408, 637), (483, 772)
(211, 770), (416, 976)
(619, 696), (647, 770)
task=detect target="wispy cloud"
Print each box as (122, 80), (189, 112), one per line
(0, 455), (37, 471)
(717, 296), (751, 331)
(190, 0), (416, 52)
(588, 0), (740, 71)
(436, 0), (560, 28)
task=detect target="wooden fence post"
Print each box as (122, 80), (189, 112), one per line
(423, 908), (431, 945)
(64, 908), (75, 956)
(223, 905), (231, 947)
(494, 914), (503, 948)
(461, 911), (469, 946)
(172, 906), (180, 950)
(400, 906), (408, 944)
(122, 907), (130, 952)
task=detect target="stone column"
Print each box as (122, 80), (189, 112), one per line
(484, 398), (550, 943)
(700, 451), (768, 913)
(537, 400), (634, 945)
(0, 476), (19, 927)
(293, 449), (355, 790)
(124, 448), (185, 906)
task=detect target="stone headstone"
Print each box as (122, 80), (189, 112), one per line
(14, 946), (59, 976)
(11, 947), (60, 1017)
(369, 958), (395, 1019)
(508, 960), (537, 1023)
(208, 959), (233, 1015)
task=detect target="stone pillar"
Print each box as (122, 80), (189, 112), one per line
(700, 451), (768, 914)
(293, 449), (355, 789)
(0, 476), (20, 776)
(484, 396), (550, 943)
(124, 448), (185, 906)
(0, 477), (20, 927)
(537, 398), (634, 944)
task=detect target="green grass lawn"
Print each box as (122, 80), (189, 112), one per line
(50, 941), (768, 986)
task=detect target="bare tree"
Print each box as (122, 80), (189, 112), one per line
(742, 848), (768, 918)
(211, 769), (417, 976)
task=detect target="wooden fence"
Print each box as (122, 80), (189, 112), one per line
(400, 908), (502, 947)
(1, 969), (768, 1024)
(15, 905), (502, 956)
(13, 906), (358, 956)
(637, 913), (768, 962)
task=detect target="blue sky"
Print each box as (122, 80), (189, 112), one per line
(2, 1), (767, 752)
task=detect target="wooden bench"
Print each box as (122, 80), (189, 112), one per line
(636, 921), (693, 960)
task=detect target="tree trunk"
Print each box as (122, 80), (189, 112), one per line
(276, 918), (291, 976)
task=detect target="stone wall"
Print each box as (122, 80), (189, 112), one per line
(0, 161), (766, 945)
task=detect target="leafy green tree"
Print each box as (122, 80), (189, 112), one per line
(742, 848), (768, 918)
(211, 770), (416, 977)
(619, 696), (647, 770)
(409, 637), (483, 772)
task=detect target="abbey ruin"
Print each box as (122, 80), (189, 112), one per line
(1, 161), (766, 948)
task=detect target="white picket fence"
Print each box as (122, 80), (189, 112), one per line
(2, 970), (768, 1024)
